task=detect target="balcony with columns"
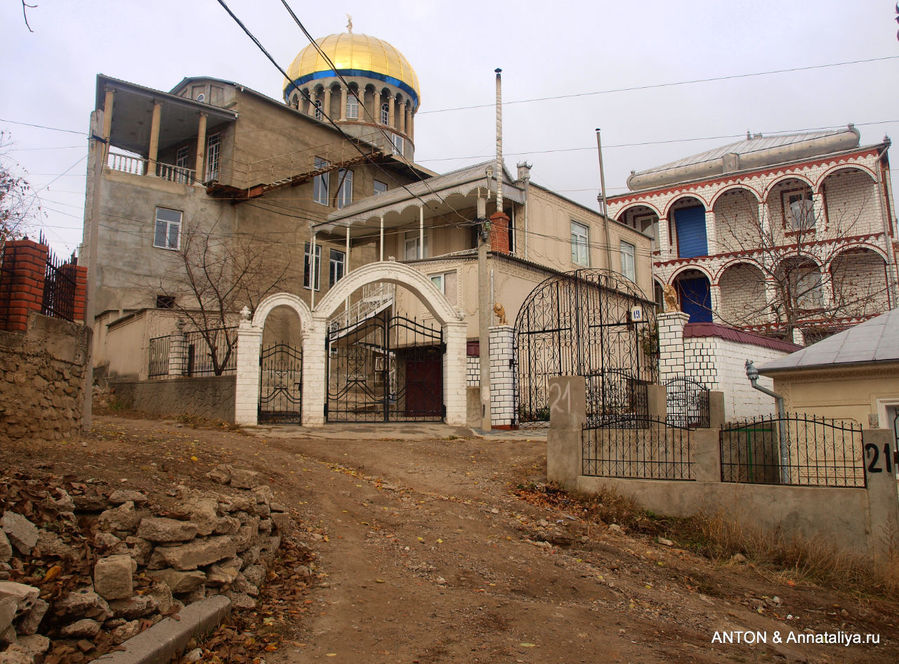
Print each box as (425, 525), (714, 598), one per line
(94, 75), (237, 189)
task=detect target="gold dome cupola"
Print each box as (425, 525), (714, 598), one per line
(283, 28), (420, 159)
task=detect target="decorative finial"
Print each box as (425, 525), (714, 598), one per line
(240, 306), (251, 321)
(346, 14), (353, 33)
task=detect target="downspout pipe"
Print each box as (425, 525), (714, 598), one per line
(745, 360), (790, 484)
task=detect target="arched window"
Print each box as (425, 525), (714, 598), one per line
(380, 102), (389, 125)
(346, 91), (359, 119)
(314, 100), (323, 121)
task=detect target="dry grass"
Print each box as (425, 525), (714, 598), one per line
(515, 481), (899, 597)
(683, 511), (899, 596)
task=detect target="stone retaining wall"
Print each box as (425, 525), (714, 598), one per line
(110, 375), (236, 423)
(0, 465), (297, 663)
(0, 313), (91, 441)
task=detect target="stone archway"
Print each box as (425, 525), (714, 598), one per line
(308, 262), (467, 426)
(234, 294), (313, 426)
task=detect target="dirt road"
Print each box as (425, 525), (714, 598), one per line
(4, 417), (897, 663)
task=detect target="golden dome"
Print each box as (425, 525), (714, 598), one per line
(284, 32), (420, 109)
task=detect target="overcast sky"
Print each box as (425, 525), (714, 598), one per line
(1, 0), (897, 256)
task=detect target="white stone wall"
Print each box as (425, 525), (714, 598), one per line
(658, 312), (688, 384)
(466, 355), (479, 387)
(822, 169), (881, 234)
(717, 262), (768, 327)
(488, 326), (516, 427)
(691, 337), (790, 421)
(658, 313), (794, 421)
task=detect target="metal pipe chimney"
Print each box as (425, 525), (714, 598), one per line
(495, 68), (503, 214)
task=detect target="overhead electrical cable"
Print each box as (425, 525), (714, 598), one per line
(418, 56), (899, 114)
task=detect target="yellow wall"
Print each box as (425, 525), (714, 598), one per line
(772, 363), (899, 426)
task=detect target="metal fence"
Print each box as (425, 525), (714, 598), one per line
(147, 335), (171, 378)
(183, 327), (237, 376)
(582, 416), (694, 481)
(41, 241), (77, 322)
(720, 414), (865, 488)
(665, 376), (710, 429)
(147, 326), (237, 378)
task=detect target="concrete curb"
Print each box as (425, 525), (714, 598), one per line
(91, 595), (231, 664)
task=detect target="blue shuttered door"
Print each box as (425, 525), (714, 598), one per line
(674, 206), (708, 258)
(678, 277), (712, 323)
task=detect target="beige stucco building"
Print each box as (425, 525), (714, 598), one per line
(82, 29), (653, 428)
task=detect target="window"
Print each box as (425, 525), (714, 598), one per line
(175, 146), (190, 183)
(346, 92), (359, 119)
(620, 241), (636, 282)
(314, 99), (323, 121)
(571, 221), (589, 266)
(154, 208), (182, 250)
(313, 157), (330, 205)
(380, 103), (389, 125)
(303, 242), (322, 290)
(336, 169), (353, 209)
(429, 271), (457, 304)
(156, 295), (175, 309)
(373, 179), (388, 195)
(391, 133), (404, 156)
(404, 230), (428, 260)
(782, 190), (816, 230)
(205, 133), (221, 182)
(329, 249), (345, 287)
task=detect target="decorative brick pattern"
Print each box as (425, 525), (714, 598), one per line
(717, 262), (768, 327)
(488, 325), (515, 427)
(607, 147), (896, 335)
(466, 355), (479, 387)
(0, 240), (50, 332)
(658, 311), (796, 421)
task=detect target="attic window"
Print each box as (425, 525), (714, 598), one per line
(156, 295), (175, 309)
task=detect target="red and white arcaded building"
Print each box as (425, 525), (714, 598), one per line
(607, 126), (898, 344)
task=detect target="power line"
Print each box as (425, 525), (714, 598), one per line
(418, 56), (899, 115)
(417, 120), (899, 164)
(0, 118), (85, 135)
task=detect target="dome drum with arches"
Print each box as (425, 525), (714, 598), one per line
(284, 33), (420, 110)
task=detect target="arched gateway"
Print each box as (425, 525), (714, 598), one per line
(235, 262), (466, 427)
(515, 269), (658, 425)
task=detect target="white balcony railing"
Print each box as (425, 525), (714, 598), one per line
(107, 151), (195, 184)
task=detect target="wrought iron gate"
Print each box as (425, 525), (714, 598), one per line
(515, 269), (657, 426)
(664, 376), (710, 429)
(327, 312), (444, 422)
(258, 343), (303, 424)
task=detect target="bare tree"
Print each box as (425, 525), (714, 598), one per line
(708, 183), (894, 342)
(159, 220), (293, 375)
(0, 132), (41, 249)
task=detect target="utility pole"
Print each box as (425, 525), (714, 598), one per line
(595, 128), (613, 271)
(477, 191), (491, 431)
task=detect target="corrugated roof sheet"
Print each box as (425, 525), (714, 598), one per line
(759, 308), (899, 373)
(633, 128), (853, 176)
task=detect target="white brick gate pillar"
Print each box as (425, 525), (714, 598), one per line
(235, 314), (262, 426)
(657, 311), (689, 384)
(489, 325), (516, 427)
(443, 321), (467, 426)
(302, 317), (328, 426)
